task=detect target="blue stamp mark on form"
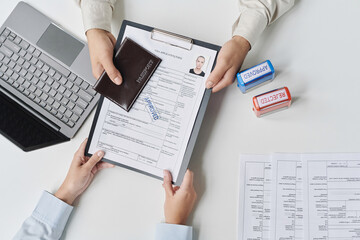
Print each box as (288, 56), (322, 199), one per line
(144, 96), (160, 121)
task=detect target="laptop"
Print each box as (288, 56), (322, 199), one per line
(0, 2), (100, 151)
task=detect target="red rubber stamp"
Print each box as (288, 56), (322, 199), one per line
(252, 87), (292, 117)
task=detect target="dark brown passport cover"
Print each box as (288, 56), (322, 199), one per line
(93, 37), (161, 111)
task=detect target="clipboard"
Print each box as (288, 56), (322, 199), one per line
(85, 20), (220, 185)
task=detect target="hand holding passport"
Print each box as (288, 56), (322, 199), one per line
(93, 38), (161, 111)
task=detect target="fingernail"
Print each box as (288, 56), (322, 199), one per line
(163, 170), (170, 179)
(206, 81), (213, 88)
(114, 77), (122, 85)
(97, 151), (104, 157)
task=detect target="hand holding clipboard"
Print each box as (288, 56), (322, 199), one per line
(85, 20), (220, 185)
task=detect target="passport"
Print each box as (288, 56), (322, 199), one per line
(93, 37), (162, 111)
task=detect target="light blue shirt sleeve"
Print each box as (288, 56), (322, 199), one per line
(13, 191), (73, 240)
(14, 191), (191, 239)
(155, 223), (193, 240)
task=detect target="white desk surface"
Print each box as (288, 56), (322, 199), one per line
(1, 0), (359, 239)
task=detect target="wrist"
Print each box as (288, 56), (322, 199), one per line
(165, 219), (186, 225)
(232, 35), (251, 52)
(55, 185), (77, 205)
(165, 215), (187, 225)
(86, 28), (107, 39)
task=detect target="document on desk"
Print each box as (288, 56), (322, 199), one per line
(238, 153), (360, 240)
(302, 153), (360, 240)
(238, 154), (272, 240)
(271, 154), (303, 240)
(87, 24), (218, 183)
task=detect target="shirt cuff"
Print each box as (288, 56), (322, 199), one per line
(232, 10), (268, 48)
(80, 0), (113, 33)
(155, 223), (193, 240)
(31, 191), (73, 232)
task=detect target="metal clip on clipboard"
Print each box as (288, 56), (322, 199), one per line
(151, 29), (193, 51)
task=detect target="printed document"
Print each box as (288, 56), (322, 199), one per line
(238, 153), (360, 240)
(238, 154), (272, 240)
(303, 153), (360, 240)
(88, 26), (217, 182)
(271, 154), (303, 240)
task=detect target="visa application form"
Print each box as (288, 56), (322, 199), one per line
(88, 26), (217, 182)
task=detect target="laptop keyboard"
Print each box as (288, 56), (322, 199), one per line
(0, 28), (97, 128)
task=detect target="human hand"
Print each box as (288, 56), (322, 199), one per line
(206, 35), (250, 92)
(55, 139), (114, 205)
(86, 29), (122, 85)
(162, 170), (197, 225)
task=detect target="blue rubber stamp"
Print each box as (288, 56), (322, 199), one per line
(236, 60), (275, 93)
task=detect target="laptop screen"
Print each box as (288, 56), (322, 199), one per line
(0, 90), (68, 151)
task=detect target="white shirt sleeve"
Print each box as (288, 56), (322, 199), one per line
(233, 0), (295, 47)
(13, 191), (73, 240)
(155, 223), (193, 240)
(75, 0), (117, 33)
